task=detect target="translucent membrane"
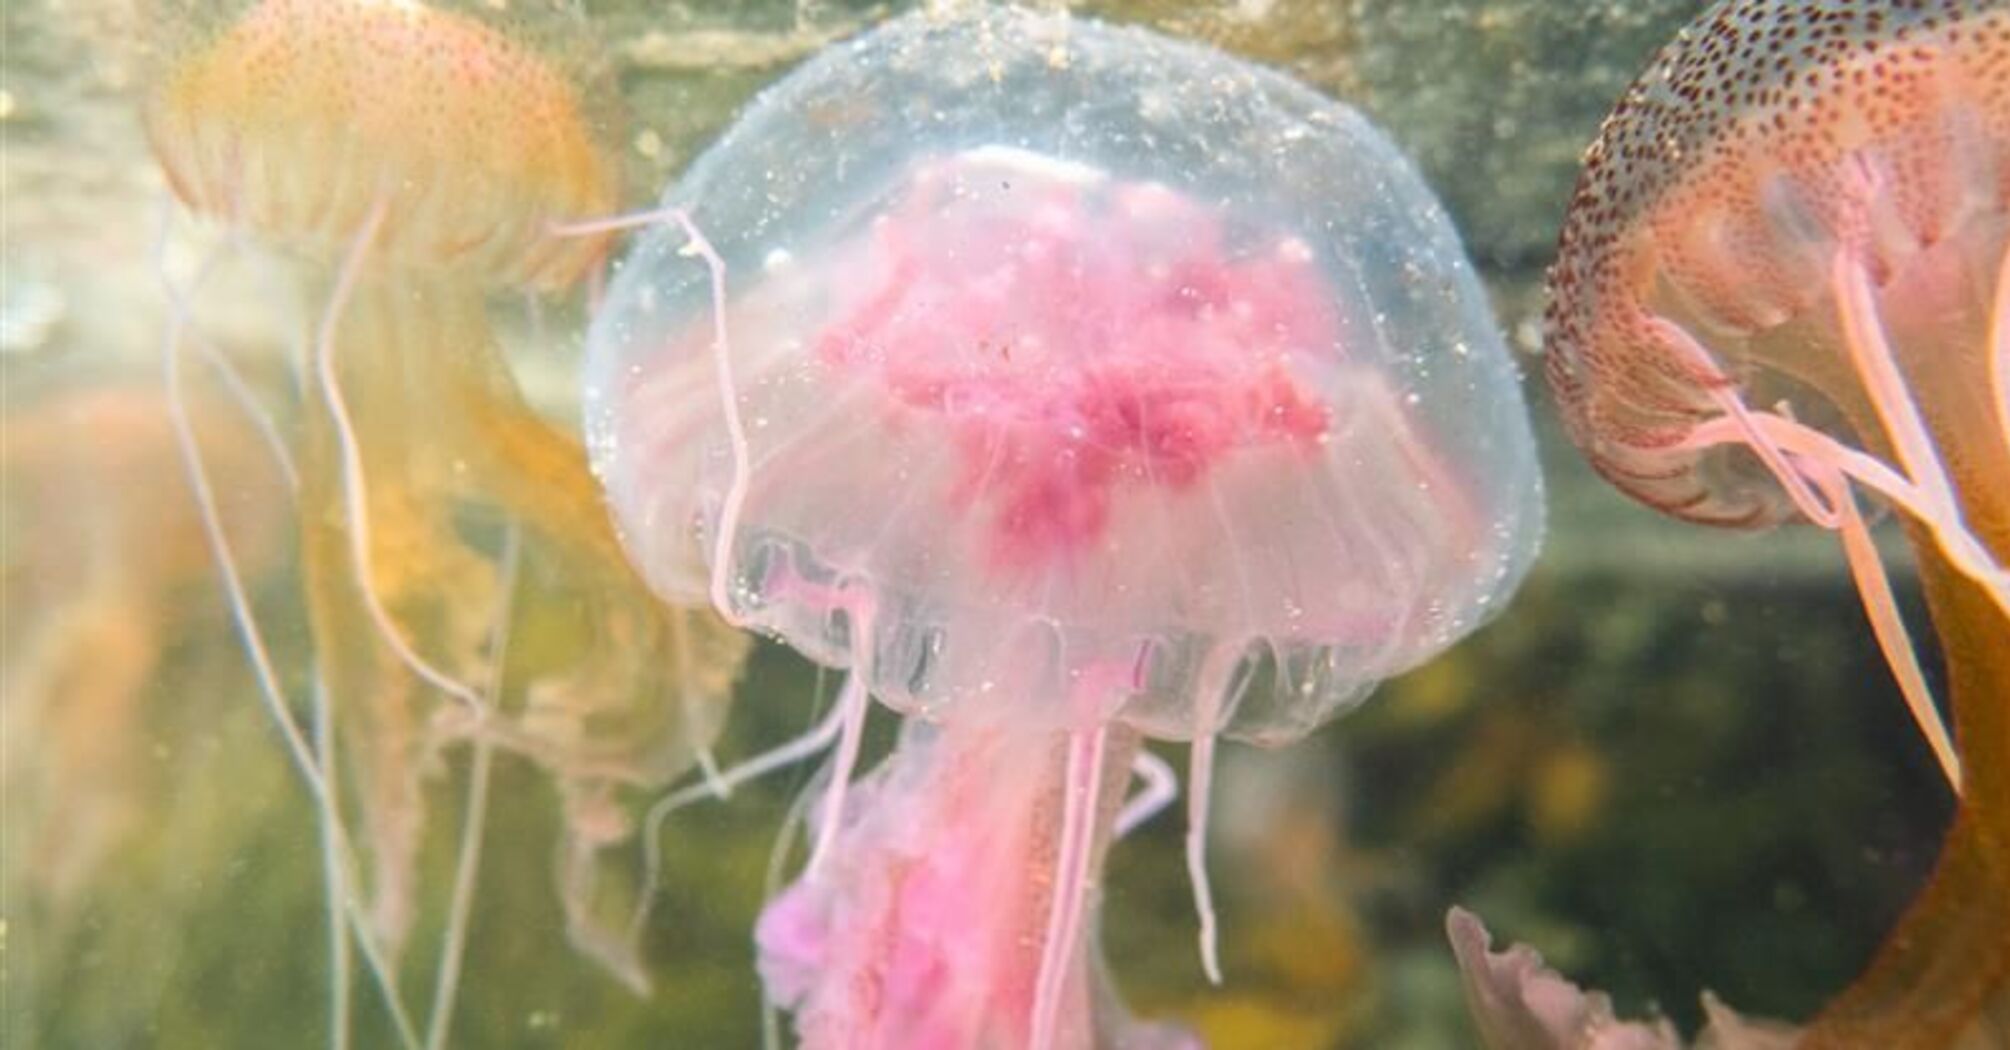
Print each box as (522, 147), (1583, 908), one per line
(586, 5), (1542, 746)
(589, 7), (1539, 1048)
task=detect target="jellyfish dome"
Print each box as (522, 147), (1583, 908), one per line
(587, 6), (1540, 746)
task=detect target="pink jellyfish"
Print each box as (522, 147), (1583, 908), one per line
(587, 7), (1541, 1048)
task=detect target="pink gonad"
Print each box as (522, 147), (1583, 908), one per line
(588, 7), (1542, 1049)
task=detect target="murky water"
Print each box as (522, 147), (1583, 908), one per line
(3, 2), (1989, 1048)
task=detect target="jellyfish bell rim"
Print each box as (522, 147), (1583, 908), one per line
(586, 3), (1544, 744)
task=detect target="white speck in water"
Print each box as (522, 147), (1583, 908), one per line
(0, 279), (65, 355)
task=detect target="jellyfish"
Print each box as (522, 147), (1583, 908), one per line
(140, 0), (749, 1019)
(1543, 1), (2010, 1044)
(2, 377), (288, 921)
(587, 7), (1542, 1047)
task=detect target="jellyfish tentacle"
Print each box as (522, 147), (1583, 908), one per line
(1185, 722), (1224, 987)
(630, 686), (851, 942)
(1808, 463), (1963, 792)
(192, 326), (299, 493)
(680, 212), (757, 629)
(423, 712), (495, 1046)
(155, 214), (299, 495)
(424, 528), (517, 1050)
(1669, 402), (1964, 791)
(310, 678), (353, 1050)
(312, 198), (489, 713)
(642, 696), (849, 833)
(306, 203), (493, 967)
(1186, 643), (1243, 987)
(553, 208), (753, 626)
(1675, 394), (2010, 617)
(810, 595), (877, 876)
(1656, 344), (1967, 793)
(1648, 315), (1841, 527)
(1832, 251), (1967, 535)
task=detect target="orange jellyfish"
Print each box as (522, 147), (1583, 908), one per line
(140, 0), (748, 1025)
(1545, 1), (2009, 1044)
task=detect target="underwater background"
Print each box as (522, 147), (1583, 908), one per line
(1, 1), (1959, 1047)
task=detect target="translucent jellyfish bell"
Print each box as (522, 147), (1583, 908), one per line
(587, 6), (1541, 745)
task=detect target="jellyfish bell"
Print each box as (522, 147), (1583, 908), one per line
(1546, 1), (2009, 556)
(588, 11), (1540, 741)
(145, 0), (618, 285)
(604, 148), (1529, 742)
(589, 6), (1540, 1047)
(1543, 1), (2010, 1043)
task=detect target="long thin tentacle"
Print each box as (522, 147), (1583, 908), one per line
(1185, 643), (1243, 987)
(424, 527), (518, 1050)
(312, 198), (490, 714)
(1832, 253), (1965, 532)
(631, 688), (849, 941)
(550, 209), (751, 629)
(1811, 464), (1962, 792)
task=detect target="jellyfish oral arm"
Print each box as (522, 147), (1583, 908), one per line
(756, 711), (1147, 1050)
(1032, 722), (1114, 1050)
